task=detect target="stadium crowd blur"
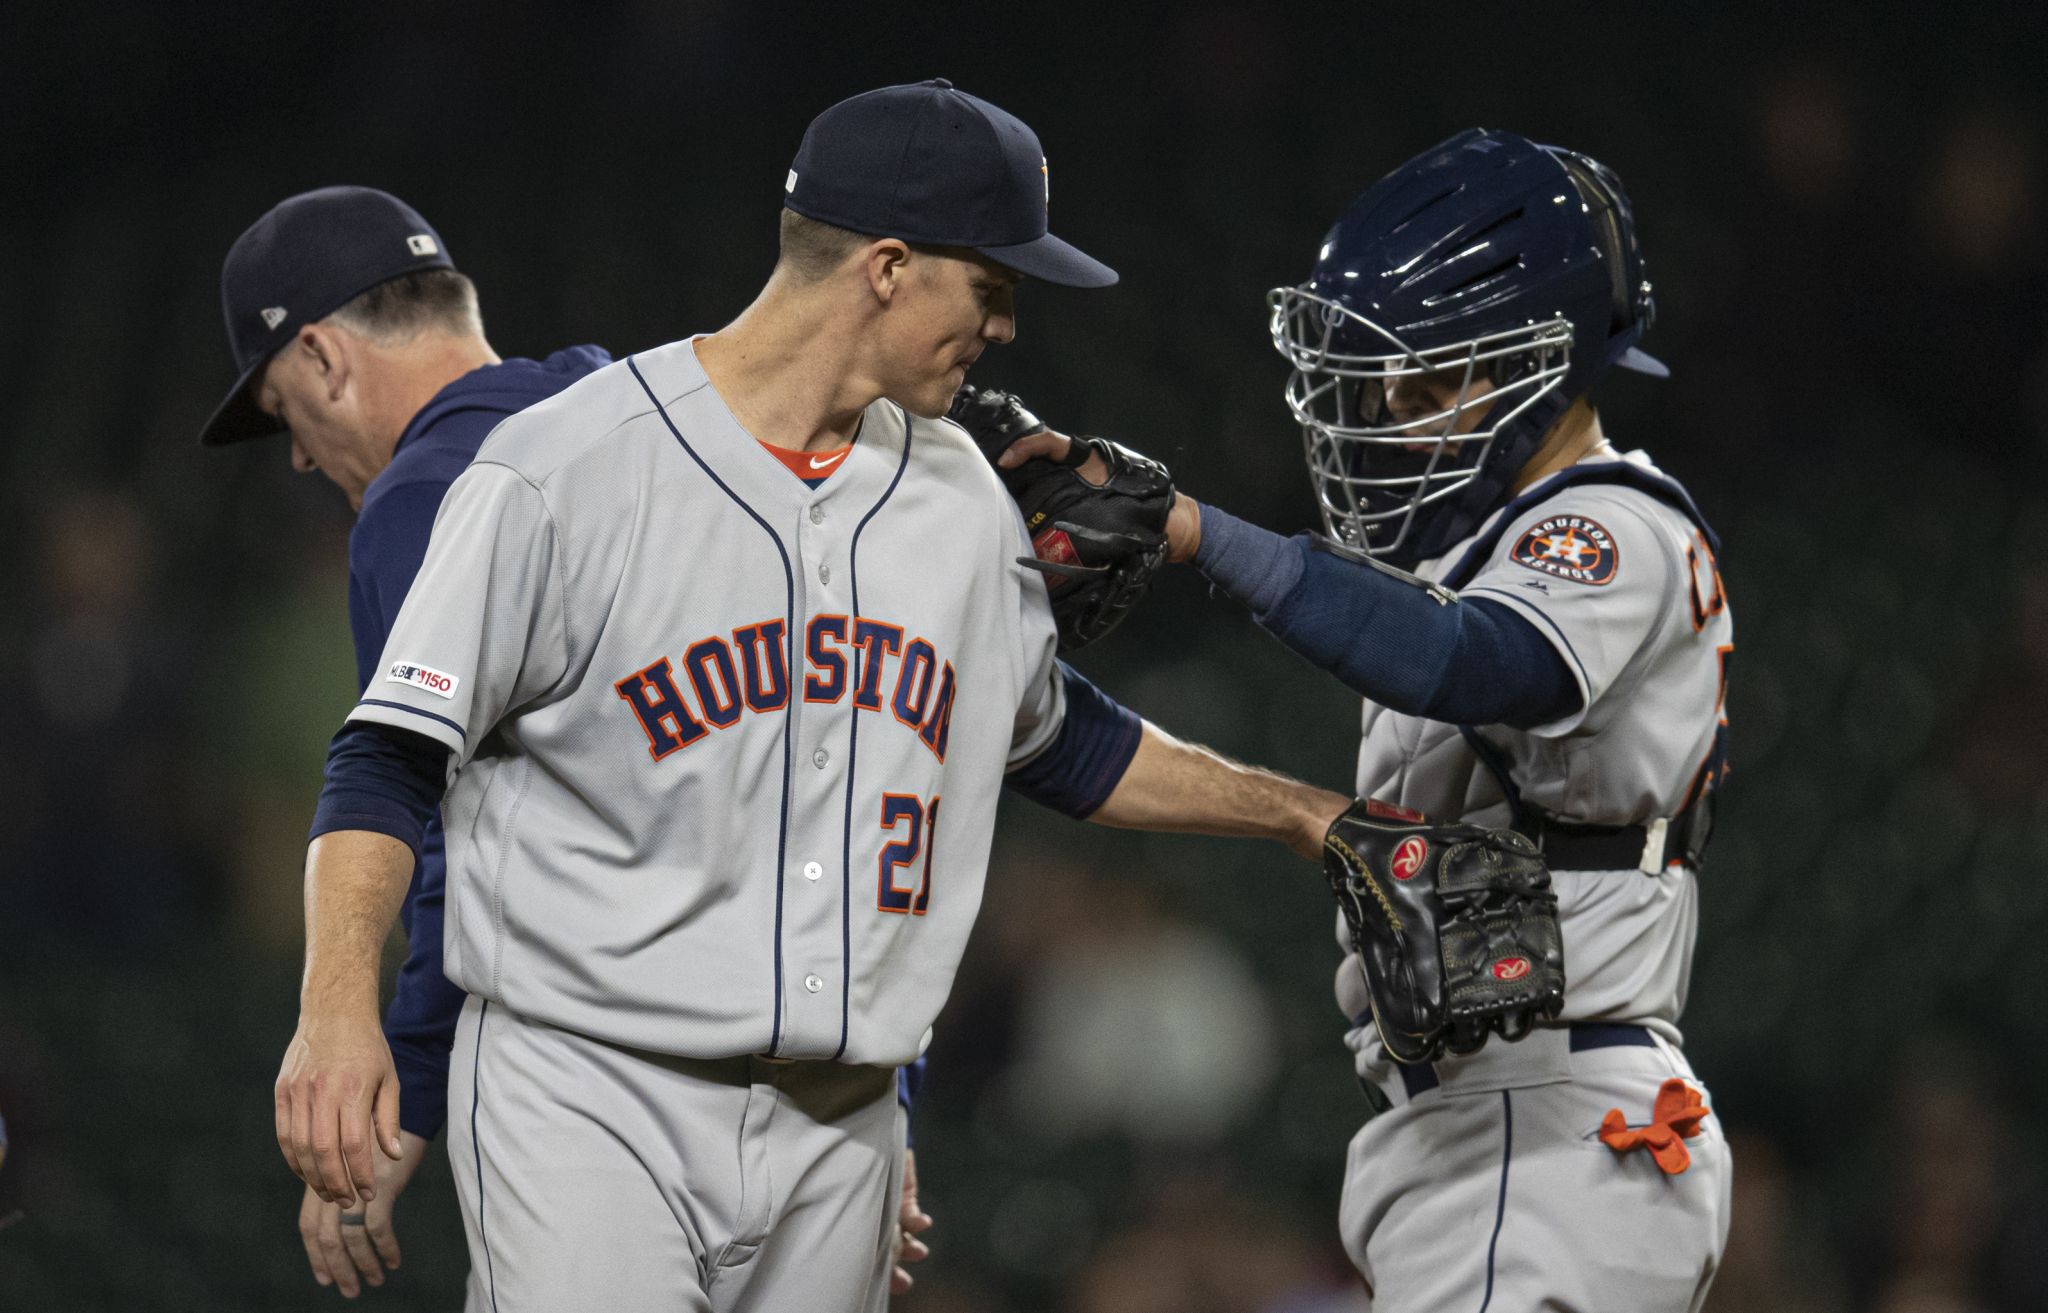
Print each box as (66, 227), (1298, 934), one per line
(5, 6), (2047, 1309)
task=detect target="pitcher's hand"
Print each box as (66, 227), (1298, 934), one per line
(275, 1007), (402, 1208)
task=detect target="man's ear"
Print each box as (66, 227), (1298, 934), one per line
(296, 323), (352, 402)
(863, 239), (912, 304)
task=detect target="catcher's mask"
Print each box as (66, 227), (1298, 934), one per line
(1268, 128), (1665, 568)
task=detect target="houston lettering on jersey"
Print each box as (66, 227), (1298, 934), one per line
(614, 615), (955, 763)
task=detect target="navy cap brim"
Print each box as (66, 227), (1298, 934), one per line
(197, 352), (285, 447)
(1615, 345), (1670, 379)
(976, 232), (1118, 288)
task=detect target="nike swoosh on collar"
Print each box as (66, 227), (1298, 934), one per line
(809, 451), (849, 470)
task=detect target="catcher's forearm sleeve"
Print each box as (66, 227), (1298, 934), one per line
(1193, 504), (1581, 728)
(1004, 662), (1143, 818)
(1192, 501), (1305, 612)
(309, 719), (452, 855)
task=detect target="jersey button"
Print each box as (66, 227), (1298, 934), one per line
(803, 861), (823, 881)
(813, 748), (829, 769)
(809, 505), (825, 525)
(818, 563), (831, 585)
(804, 974), (824, 994)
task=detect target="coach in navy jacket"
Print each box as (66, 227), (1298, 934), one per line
(199, 184), (612, 1296)
(346, 346), (613, 1138)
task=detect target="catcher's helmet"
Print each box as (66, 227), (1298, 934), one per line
(1268, 128), (1663, 567)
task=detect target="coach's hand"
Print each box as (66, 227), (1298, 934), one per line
(275, 1006), (404, 1209)
(890, 1148), (934, 1294)
(298, 1129), (430, 1297)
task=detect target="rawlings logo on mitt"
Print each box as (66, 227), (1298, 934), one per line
(1324, 800), (1565, 1065)
(947, 385), (1174, 652)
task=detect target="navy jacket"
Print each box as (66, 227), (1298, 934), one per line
(349, 345), (611, 1138)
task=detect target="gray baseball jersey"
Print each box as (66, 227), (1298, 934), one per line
(348, 336), (1066, 1067)
(1333, 448), (1735, 1312)
(1334, 448), (1733, 1048)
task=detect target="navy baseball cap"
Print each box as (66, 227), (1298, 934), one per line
(198, 186), (455, 447)
(784, 79), (1117, 289)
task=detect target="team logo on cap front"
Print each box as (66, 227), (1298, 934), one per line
(387, 660), (459, 699)
(1510, 515), (1619, 586)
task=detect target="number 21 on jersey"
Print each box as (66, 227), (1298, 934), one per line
(878, 793), (938, 915)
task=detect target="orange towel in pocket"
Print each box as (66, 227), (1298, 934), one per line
(1598, 1078), (1710, 1176)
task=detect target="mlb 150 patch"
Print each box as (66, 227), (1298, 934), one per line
(388, 661), (460, 699)
(1510, 515), (1619, 586)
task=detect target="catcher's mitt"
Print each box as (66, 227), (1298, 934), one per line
(947, 385), (1173, 652)
(1324, 799), (1565, 1065)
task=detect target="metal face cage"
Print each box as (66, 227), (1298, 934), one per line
(1268, 284), (1572, 560)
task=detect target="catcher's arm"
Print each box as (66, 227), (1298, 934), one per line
(1192, 510), (1582, 728)
(970, 390), (1577, 728)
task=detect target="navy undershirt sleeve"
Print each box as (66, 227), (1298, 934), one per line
(1193, 504), (1583, 730)
(310, 720), (451, 852)
(1005, 662), (1144, 818)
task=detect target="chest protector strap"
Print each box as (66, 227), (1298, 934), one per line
(1446, 463), (1724, 873)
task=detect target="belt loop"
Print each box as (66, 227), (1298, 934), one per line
(1637, 817), (1669, 874)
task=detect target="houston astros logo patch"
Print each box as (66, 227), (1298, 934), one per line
(1510, 515), (1619, 586)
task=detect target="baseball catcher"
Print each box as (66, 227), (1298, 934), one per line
(957, 127), (1734, 1310)
(1322, 798), (1564, 1066)
(949, 385), (1173, 651)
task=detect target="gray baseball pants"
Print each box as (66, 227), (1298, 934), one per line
(1341, 1025), (1732, 1311)
(448, 995), (904, 1312)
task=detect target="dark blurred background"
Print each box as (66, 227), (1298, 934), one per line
(5, 4), (2048, 1310)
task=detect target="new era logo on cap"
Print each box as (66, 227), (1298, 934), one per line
(259, 307), (288, 330)
(406, 234), (439, 256)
